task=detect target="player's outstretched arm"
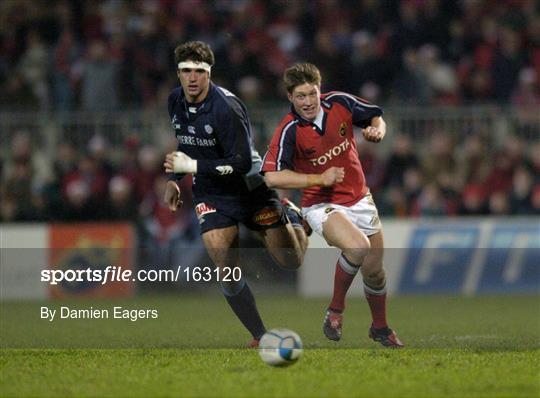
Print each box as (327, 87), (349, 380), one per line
(264, 167), (344, 189)
(362, 116), (386, 143)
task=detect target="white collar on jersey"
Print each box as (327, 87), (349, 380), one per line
(313, 107), (324, 130)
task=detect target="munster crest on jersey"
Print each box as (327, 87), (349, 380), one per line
(338, 122), (347, 137)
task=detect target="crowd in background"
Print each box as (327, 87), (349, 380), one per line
(2, 129), (539, 226)
(1, 0), (539, 232)
(0, 0), (539, 110)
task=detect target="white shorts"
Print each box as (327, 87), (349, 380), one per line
(302, 193), (382, 237)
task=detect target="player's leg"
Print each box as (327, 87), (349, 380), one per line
(319, 210), (371, 340)
(248, 189), (308, 270)
(281, 198), (310, 250)
(260, 222), (305, 270)
(361, 231), (404, 348)
(202, 225), (266, 344)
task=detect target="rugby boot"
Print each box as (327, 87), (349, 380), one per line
(369, 325), (404, 348)
(323, 309), (343, 341)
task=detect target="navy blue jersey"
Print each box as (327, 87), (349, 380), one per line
(168, 83), (265, 201)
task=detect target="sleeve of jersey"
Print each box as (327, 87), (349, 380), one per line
(260, 120), (296, 174)
(196, 107), (252, 176)
(333, 94), (383, 128)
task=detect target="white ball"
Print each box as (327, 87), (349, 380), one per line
(258, 328), (303, 366)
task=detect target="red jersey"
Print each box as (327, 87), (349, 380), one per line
(261, 92), (382, 207)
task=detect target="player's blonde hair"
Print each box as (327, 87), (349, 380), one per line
(283, 63), (322, 93)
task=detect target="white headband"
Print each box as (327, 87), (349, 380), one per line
(178, 61), (212, 72)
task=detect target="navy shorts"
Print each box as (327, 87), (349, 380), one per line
(193, 184), (288, 234)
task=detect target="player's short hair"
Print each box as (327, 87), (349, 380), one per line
(174, 41), (215, 67)
(283, 63), (322, 93)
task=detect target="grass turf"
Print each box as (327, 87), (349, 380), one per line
(1, 295), (539, 397)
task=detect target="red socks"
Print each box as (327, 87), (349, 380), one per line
(329, 254), (360, 313)
(328, 252), (389, 329)
(364, 283), (388, 329)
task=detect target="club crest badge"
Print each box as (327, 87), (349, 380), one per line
(338, 122), (347, 137)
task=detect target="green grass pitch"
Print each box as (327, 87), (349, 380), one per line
(1, 295), (539, 397)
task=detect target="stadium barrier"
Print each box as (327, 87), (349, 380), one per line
(301, 218), (540, 296)
(1, 105), (538, 160)
(2, 218), (538, 300)
(1, 223), (135, 300)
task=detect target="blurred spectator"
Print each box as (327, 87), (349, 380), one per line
(3, 131), (52, 188)
(356, 140), (385, 194)
(511, 67), (540, 140)
(488, 191), (511, 215)
(393, 48), (431, 104)
(117, 135), (141, 186)
(0, 72), (39, 109)
(483, 151), (515, 196)
(17, 30), (49, 110)
(237, 76), (263, 104)
(425, 44), (459, 104)
(421, 131), (461, 197)
(378, 186), (408, 217)
(402, 167), (423, 213)
(1, 161), (35, 220)
(52, 29), (81, 110)
(458, 184), (488, 216)
(412, 183), (449, 216)
(62, 179), (98, 221)
(492, 27), (525, 102)
(0, 195), (19, 222)
(382, 133), (419, 188)
(62, 154), (109, 202)
(87, 134), (114, 179)
(509, 166), (534, 214)
(530, 186), (540, 214)
(457, 134), (491, 185)
(349, 31), (383, 96)
(103, 175), (138, 221)
(81, 40), (119, 111)
(135, 145), (161, 201)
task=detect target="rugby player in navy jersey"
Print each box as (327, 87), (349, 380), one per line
(261, 63), (404, 348)
(163, 41), (308, 347)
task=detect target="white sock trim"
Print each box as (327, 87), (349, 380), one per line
(338, 254), (360, 275)
(363, 281), (387, 296)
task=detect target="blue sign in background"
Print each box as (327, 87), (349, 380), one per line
(398, 222), (540, 294)
(478, 225), (540, 293)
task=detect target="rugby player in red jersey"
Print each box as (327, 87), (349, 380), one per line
(261, 63), (403, 348)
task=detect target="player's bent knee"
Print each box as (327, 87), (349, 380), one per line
(343, 247), (369, 265)
(272, 250), (303, 270)
(342, 235), (371, 262)
(363, 268), (386, 285)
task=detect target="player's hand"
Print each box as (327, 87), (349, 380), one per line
(164, 180), (182, 212)
(164, 151), (198, 174)
(362, 126), (385, 143)
(320, 167), (345, 187)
